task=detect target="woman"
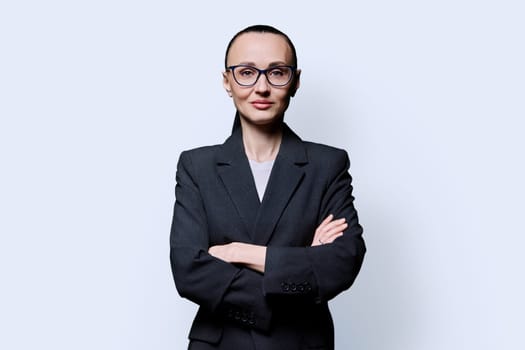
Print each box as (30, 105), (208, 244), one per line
(170, 25), (365, 350)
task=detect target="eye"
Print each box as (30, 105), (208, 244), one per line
(238, 67), (257, 77)
(268, 67), (286, 77)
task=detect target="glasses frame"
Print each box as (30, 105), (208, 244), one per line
(226, 64), (297, 87)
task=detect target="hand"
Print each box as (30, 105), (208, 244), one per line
(209, 242), (238, 263)
(209, 242), (266, 273)
(311, 214), (347, 246)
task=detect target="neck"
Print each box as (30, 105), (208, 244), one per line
(240, 119), (283, 162)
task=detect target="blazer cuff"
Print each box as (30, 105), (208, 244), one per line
(220, 268), (273, 332)
(263, 246), (320, 301)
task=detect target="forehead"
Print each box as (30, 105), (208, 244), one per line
(227, 32), (293, 66)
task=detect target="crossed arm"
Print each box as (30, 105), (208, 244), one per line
(208, 214), (348, 273)
(171, 150), (365, 331)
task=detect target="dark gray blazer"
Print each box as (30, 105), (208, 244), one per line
(170, 123), (365, 350)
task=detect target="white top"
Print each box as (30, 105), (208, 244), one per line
(248, 159), (275, 202)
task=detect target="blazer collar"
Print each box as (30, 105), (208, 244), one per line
(216, 122), (308, 244)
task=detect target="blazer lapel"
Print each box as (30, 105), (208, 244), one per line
(252, 124), (308, 245)
(216, 127), (261, 239)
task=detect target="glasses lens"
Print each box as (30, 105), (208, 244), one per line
(267, 67), (293, 86)
(233, 66), (259, 86)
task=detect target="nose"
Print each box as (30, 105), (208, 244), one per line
(254, 72), (271, 93)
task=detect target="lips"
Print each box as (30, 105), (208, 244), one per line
(251, 100), (274, 110)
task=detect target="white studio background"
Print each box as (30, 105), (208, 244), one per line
(1, 1), (524, 349)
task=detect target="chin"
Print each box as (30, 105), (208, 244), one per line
(245, 116), (282, 127)
(240, 110), (284, 126)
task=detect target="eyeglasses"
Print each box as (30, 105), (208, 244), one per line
(226, 65), (296, 87)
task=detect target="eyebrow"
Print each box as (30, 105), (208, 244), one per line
(235, 61), (291, 68)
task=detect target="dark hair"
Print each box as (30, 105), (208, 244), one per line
(224, 25), (298, 69)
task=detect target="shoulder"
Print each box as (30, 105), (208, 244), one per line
(178, 144), (221, 164)
(302, 141), (350, 168)
(300, 141), (353, 189)
(175, 145), (223, 180)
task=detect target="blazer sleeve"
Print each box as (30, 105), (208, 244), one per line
(263, 150), (366, 302)
(170, 151), (272, 331)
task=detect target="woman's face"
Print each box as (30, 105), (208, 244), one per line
(223, 32), (300, 127)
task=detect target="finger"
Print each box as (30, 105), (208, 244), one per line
(320, 223), (348, 240)
(320, 218), (346, 233)
(325, 224), (347, 238)
(319, 214), (334, 228)
(208, 246), (218, 257)
(311, 239), (321, 247)
(315, 215), (334, 235)
(322, 232), (344, 244)
(209, 244), (227, 260)
(313, 215), (343, 246)
(312, 227), (330, 246)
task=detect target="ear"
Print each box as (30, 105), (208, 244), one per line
(223, 71), (232, 97)
(289, 69), (301, 97)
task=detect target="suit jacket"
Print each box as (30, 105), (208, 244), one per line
(170, 123), (366, 350)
